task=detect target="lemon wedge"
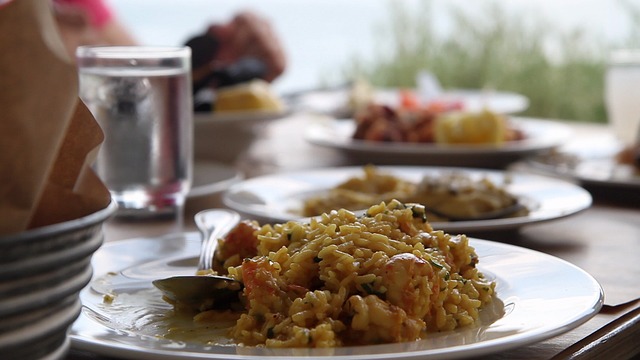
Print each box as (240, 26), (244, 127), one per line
(215, 79), (284, 112)
(434, 109), (506, 144)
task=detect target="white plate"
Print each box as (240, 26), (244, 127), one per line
(193, 110), (291, 163)
(304, 117), (571, 167)
(292, 88), (529, 116)
(188, 160), (242, 198)
(222, 166), (592, 232)
(195, 108), (291, 128)
(69, 233), (603, 360)
(523, 135), (640, 190)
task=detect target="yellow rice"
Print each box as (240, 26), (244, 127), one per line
(206, 200), (496, 347)
(299, 165), (526, 221)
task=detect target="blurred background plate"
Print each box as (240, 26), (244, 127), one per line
(222, 165), (592, 233)
(304, 117), (572, 168)
(195, 108), (291, 128)
(521, 135), (640, 190)
(193, 111), (290, 164)
(208, 108), (291, 125)
(288, 88), (529, 118)
(370, 88), (530, 115)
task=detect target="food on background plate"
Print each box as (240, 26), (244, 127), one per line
(435, 110), (505, 144)
(346, 78), (375, 114)
(214, 79), (284, 112)
(299, 165), (527, 221)
(616, 143), (640, 171)
(343, 80), (462, 118)
(353, 99), (524, 145)
(162, 200), (497, 347)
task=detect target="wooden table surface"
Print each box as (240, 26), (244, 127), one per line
(67, 114), (640, 360)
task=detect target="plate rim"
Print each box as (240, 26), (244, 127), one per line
(292, 88), (530, 116)
(304, 117), (572, 157)
(188, 160), (243, 198)
(69, 234), (604, 360)
(194, 108), (292, 127)
(524, 157), (640, 190)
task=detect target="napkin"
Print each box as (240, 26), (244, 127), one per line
(0, 0), (111, 235)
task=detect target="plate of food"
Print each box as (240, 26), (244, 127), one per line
(193, 81), (292, 163)
(304, 108), (572, 167)
(289, 86), (529, 118)
(195, 79), (291, 127)
(70, 203), (603, 359)
(222, 165), (591, 233)
(523, 134), (640, 190)
(197, 109), (290, 127)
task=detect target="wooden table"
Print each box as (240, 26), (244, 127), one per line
(67, 114), (640, 360)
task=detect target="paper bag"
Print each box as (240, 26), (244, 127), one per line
(0, 0), (111, 235)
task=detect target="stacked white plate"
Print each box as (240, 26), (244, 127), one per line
(0, 201), (116, 360)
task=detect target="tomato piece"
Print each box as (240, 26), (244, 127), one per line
(400, 90), (421, 110)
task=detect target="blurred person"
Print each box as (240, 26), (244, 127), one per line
(196, 11), (286, 83)
(52, 0), (136, 56)
(52, 0), (286, 86)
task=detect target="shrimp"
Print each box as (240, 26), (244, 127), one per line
(345, 294), (425, 344)
(214, 220), (260, 271)
(353, 104), (407, 142)
(241, 257), (289, 314)
(381, 253), (439, 318)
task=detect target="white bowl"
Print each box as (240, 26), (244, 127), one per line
(0, 200), (116, 360)
(193, 110), (289, 164)
(0, 297), (81, 359)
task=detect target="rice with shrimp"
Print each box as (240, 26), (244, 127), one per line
(192, 200), (496, 347)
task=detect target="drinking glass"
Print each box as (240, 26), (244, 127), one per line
(77, 46), (193, 218)
(605, 49), (640, 146)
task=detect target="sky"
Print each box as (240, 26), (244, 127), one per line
(108, 0), (636, 92)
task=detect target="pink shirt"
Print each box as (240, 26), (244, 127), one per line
(53, 0), (113, 29)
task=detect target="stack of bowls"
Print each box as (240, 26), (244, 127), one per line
(0, 201), (116, 360)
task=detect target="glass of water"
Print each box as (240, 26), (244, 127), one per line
(605, 49), (640, 146)
(77, 46), (193, 219)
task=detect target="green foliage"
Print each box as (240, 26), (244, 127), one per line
(339, 1), (639, 123)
